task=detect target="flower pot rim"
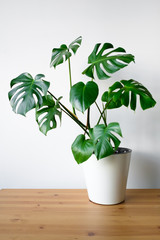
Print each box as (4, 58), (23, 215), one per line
(114, 147), (132, 155)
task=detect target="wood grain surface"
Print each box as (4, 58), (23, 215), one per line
(0, 189), (160, 240)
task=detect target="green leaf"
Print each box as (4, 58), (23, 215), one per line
(36, 95), (62, 136)
(50, 36), (82, 68)
(8, 73), (50, 116)
(108, 79), (156, 111)
(69, 36), (82, 54)
(89, 123), (122, 160)
(82, 43), (134, 80)
(50, 44), (71, 68)
(108, 81), (123, 92)
(101, 91), (122, 109)
(121, 90), (129, 107)
(71, 134), (94, 164)
(70, 81), (99, 113)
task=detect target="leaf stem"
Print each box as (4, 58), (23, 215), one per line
(95, 101), (106, 125)
(47, 90), (89, 136)
(102, 103), (107, 126)
(68, 58), (76, 115)
(86, 108), (90, 129)
(97, 99), (112, 124)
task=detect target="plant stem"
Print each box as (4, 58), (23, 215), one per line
(63, 108), (89, 135)
(95, 101), (106, 125)
(68, 58), (76, 115)
(68, 58), (72, 89)
(102, 103), (107, 126)
(97, 99), (112, 124)
(47, 91), (89, 136)
(86, 108), (90, 129)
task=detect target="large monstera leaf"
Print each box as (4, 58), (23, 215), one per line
(71, 134), (94, 164)
(89, 123), (122, 160)
(103, 79), (156, 111)
(50, 36), (82, 68)
(70, 81), (99, 113)
(8, 73), (50, 116)
(36, 95), (62, 135)
(82, 43), (134, 80)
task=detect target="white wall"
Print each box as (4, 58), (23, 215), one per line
(0, 0), (160, 189)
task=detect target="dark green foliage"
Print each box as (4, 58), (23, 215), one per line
(50, 36), (82, 68)
(71, 134), (94, 164)
(8, 73), (50, 116)
(70, 81), (99, 113)
(8, 37), (157, 164)
(89, 123), (122, 160)
(36, 95), (62, 136)
(102, 79), (156, 111)
(82, 43), (134, 80)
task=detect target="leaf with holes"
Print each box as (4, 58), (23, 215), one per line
(89, 123), (122, 160)
(71, 134), (94, 164)
(108, 79), (156, 110)
(50, 36), (82, 68)
(70, 81), (99, 113)
(36, 95), (62, 135)
(8, 73), (50, 116)
(82, 43), (134, 80)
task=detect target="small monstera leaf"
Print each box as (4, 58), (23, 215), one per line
(69, 36), (82, 54)
(50, 36), (82, 68)
(89, 123), (122, 160)
(8, 73), (50, 116)
(36, 95), (62, 136)
(70, 81), (99, 113)
(101, 91), (122, 109)
(106, 79), (156, 111)
(82, 43), (134, 80)
(71, 134), (94, 164)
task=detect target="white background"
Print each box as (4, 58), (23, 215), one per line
(0, 0), (160, 189)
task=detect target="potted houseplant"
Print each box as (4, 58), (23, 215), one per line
(8, 36), (156, 205)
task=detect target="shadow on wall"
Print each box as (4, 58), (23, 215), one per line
(127, 151), (160, 188)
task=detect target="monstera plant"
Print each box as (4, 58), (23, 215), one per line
(8, 36), (156, 164)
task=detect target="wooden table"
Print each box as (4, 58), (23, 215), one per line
(0, 189), (160, 240)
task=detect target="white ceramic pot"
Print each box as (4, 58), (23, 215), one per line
(82, 147), (131, 205)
